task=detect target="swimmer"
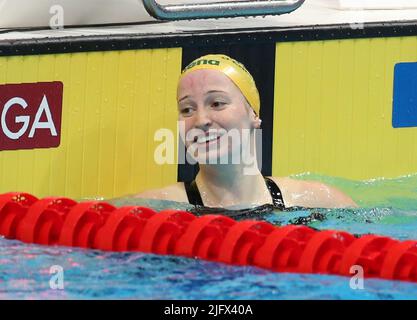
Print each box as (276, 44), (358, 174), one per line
(135, 54), (357, 210)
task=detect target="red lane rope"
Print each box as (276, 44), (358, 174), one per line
(1, 192), (417, 282)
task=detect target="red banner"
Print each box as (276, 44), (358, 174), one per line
(0, 82), (63, 151)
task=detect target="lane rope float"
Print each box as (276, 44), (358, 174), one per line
(1, 192), (417, 282)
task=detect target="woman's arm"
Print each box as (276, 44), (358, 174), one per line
(301, 180), (358, 208)
(134, 182), (189, 202)
(271, 177), (358, 209)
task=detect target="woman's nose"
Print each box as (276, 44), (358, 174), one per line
(194, 108), (212, 130)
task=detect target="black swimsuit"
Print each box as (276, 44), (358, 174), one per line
(184, 177), (287, 218)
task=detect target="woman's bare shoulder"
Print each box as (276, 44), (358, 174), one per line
(269, 176), (358, 208)
(133, 182), (188, 203)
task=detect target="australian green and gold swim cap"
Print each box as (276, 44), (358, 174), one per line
(180, 54), (261, 115)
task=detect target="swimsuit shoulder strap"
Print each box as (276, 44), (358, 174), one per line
(264, 177), (286, 210)
(185, 177), (286, 209)
(184, 180), (204, 206)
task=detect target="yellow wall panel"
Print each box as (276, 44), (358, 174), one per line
(0, 48), (182, 199)
(3, 57), (23, 192)
(128, 50), (152, 197)
(273, 36), (417, 180)
(4, 35), (417, 197)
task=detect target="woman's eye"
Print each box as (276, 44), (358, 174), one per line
(212, 101), (225, 108)
(180, 107), (193, 116)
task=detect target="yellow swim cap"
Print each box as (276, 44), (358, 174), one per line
(180, 54), (261, 115)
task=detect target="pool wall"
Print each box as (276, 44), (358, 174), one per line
(274, 37), (417, 180)
(1, 21), (417, 198)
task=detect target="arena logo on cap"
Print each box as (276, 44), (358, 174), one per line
(0, 82), (63, 151)
(184, 59), (220, 71)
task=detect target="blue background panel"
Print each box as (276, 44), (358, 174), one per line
(393, 62), (417, 128)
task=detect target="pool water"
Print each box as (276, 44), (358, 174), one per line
(1, 173), (417, 299)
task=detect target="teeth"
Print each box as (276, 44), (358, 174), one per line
(197, 134), (219, 143)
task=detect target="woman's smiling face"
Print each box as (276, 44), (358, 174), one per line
(177, 69), (258, 164)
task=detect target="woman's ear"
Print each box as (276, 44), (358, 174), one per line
(245, 101), (261, 129)
(250, 109), (261, 129)
(253, 115), (262, 129)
